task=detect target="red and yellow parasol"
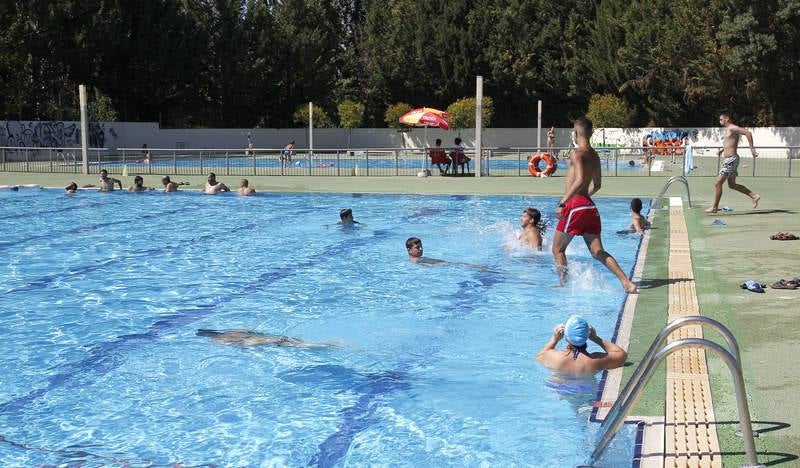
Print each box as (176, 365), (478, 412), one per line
(398, 107), (451, 130)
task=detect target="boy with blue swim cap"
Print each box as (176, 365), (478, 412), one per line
(536, 315), (627, 374)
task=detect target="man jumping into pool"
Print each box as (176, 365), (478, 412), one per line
(535, 315), (627, 373)
(552, 116), (637, 293)
(197, 329), (335, 349)
(705, 112), (760, 213)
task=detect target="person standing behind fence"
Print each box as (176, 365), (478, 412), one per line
(142, 144), (151, 164)
(547, 126), (556, 157)
(280, 140), (295, 169)
(705, 112), (761, 213)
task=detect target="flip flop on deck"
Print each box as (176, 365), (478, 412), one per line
(771, 279), (799, 290)
(770, 232), (799, 240)
(740, 280), (766, 293)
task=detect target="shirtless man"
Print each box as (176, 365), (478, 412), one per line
(406, 237), (445, 264)
(237, 179), (256, 196)
(705, 112), (760, 213)
(547, 126), (556, 157)
(406, 237), (499, 274)
(162, 175), (180, 192)
(337, 208), (364, 226)
(128, 175), (151, 192)
(98, 169), (122, 192)
(204, 172), (230, 194)
(280, 140), (295, 169)
(197, 329), (334, 349)
(535, 315), (627, 374)
(628, 198), (649, 235)
(519, 207), (544, 250)
(552, 117), (637, 293)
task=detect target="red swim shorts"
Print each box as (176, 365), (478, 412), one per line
(556, 195), (601, 236)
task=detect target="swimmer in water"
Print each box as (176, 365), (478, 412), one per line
(65, 182), (78, 194)
(237, 178), (256, 196)
(519, 207), (545, 250)
(203, 172), (230, 194)
(127, 175), (151, 192)
(627, 198), (650, 235)
(197, 329), (335, 349)
(406, 237), (446, 265)
(161, 175), (189, 192)
(535, 315), (627, 374)
(337, 208), (365, 227)
(406, 237), (499, 272)
(99, 169), (122, 192)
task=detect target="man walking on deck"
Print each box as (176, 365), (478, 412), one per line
(705, 112), (761, 213)
(551, 117), (637, 293)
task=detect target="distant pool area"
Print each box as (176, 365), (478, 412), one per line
(0, 190), (646, 466)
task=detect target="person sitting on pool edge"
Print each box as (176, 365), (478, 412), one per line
(628, 198), (650, 235)
(535, 315), (627, 374)
(338, 208), (365, 227)
(204, 172), (230, 194)
(237, 179), (256, 196)
(99, 169), (122, 192)
(197, 329), (335, 349)
(519, 207), (545, 251)
(128, 175), (152, 192)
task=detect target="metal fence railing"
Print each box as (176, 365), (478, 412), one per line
(1, 145), (797, 177)
(0, 146), (109, 173)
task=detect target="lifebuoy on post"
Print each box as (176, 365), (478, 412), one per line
(528, 153), (557, 177)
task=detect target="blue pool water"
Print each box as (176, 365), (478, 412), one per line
(0, 189), (643, 466)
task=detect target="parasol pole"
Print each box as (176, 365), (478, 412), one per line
(475, 76), (483, 177)
(423, 125), (428, 171)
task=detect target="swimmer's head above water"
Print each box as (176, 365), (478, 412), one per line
(630, 198), (643, 214)
(65, 182), (78, 193)
(563, 315), (590, 360)
(406, 237), (423, 260)
(340, 208), (353, 223)
(521, 207), (546, 232)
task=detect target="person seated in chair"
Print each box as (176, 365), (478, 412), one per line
(429, 138), (451, 175)
(449, 137), (471, 174)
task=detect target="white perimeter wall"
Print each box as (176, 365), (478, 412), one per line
(4, 121), (800, 157)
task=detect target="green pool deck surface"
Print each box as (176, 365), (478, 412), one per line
(3, 172), (800, 465)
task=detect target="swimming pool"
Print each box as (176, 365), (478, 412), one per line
(0, 189), (644, 466)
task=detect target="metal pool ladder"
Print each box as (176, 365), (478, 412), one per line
(651, 176), (692, 209)
(590, 316), (764, 467)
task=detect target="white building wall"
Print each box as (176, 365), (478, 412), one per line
(4, 121), (800, 157)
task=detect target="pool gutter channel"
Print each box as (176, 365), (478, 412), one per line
(589, 203), (662, 467)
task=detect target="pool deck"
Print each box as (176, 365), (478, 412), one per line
(3, 172), (800, 466)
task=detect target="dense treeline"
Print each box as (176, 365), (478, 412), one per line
(1, 0), (799, 128)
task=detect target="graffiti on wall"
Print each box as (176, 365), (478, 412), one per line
(0, 121), (113, 148)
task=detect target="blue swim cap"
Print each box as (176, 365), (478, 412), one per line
(564, 315), (589, 347)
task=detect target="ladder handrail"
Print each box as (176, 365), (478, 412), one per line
(590, 336), (762, 467)
(652, 176), (691, 209)
(600, 316), (740, 431)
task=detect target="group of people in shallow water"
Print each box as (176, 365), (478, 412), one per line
(62, 116), (658, 375)
(65, 171), (257, 196)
